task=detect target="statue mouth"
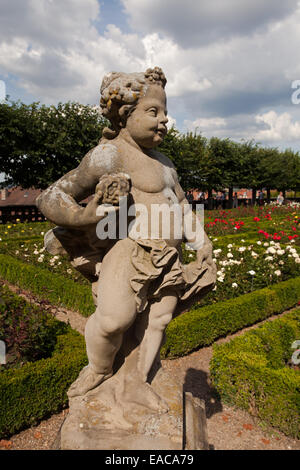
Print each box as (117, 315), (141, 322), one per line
(156, 128), (167, 138)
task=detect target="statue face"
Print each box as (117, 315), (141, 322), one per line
(125, 85), (168, 149)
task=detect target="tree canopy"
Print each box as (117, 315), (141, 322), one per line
(0, 100), (108, 189)
(1, 100), (299, 193)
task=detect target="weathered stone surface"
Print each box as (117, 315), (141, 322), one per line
(61, 366), (183, 450)
(37, 66), (216, 450)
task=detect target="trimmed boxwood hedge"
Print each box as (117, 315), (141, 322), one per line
(161, 276), (300, 358)
(0, 327), (87, 439)
(0, 280), (87, 438)
(1, 253), (300, 359)
(210, 309), (300, 438)
(0, 253), (95, 317)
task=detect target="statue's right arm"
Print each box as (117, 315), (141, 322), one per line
(36, 143), (120, 228)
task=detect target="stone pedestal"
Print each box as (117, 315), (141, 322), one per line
(59, 367), (208, 450)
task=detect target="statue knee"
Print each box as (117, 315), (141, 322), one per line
(100, 310), (136, 337)
(151, 311), (173, 332)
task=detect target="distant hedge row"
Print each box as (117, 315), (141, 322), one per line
(210, 309), (300, 438)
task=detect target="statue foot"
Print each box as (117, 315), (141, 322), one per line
(123, 379), (169, 414)
(67, 366), (112, 398)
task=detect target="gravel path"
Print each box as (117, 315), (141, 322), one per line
(1, 283), (299, 451)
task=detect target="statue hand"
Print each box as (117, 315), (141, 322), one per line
(96, 173), (131, 205)
(196, 242), (214, 267)
(77, 190), (119, 227)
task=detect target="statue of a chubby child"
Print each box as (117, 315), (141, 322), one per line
(36, 67), (216, 417)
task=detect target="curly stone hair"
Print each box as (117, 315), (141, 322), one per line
(99, 67), (167, 139)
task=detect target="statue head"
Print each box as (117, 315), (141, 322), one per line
(100, 67), (167, 140)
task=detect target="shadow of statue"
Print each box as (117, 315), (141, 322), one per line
(183, 367), (223, 419)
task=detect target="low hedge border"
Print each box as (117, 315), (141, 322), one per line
(0, 254), (95, 317)
(1, 254), (300, 359)
(209, 309), (300, 438)
(161, 276), (300, 358)
(0, 326), (87, 439)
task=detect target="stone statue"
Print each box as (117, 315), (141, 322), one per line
(36, 67), (216, 449)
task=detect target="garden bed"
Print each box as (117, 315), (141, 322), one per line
(210, 309), (300, 438)
(0, 284), (87, 438)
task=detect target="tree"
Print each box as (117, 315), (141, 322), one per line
(159, 129), (208, 191)
(0, 100), (108, 188)
(257, 146), (281, 202)
(276, 149), (300, 195)
(204, 137), (241, 206)
(235, 139), (262, 203)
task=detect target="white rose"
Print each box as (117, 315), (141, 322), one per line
(227, 253), (233, 258)
(248, 270), (256, 276)
(232, 283), (238, 288)
(274, 270), (281, 276)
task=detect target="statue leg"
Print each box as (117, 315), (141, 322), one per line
(120, 290), (178, 412)
(136, 291), (178, 382)
(68, 239), (138, 397)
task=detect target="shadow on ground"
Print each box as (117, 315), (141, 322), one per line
(183, 367), (222, 419)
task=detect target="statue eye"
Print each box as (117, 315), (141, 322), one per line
(148, 108), (157, 115)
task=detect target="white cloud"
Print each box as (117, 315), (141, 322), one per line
(0, 0), (101, 48)
(0, 0), (147, 104)
(166, 115), (177, 129)
(1, 0), (300, 150)
(184, 117), (227, 132)
(255, 110), (300, 141)
(121, 0), (298, 47)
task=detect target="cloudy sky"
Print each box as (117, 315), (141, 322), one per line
(1, 0), (300, 150)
